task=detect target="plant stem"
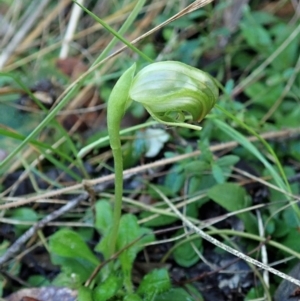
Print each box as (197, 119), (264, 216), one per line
(107, 64), (137, 258)
(109, 145), (123, 256)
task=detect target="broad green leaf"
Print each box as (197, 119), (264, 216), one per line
(95, 231), (112, 260)
(184, 160), (210, 174)
(264, 166), (299, 212)
(117, 214), (140, 256)
(50, 255), (96, 284)
(51, 271), (82, 289)
(117, 214), (140, 292)
(289, 140), (300, 161)
(213, 119), (287, 194)
(207, 183), (257, 232)
(212, 163), (225, 184)
(154, 288), (198, 301)
(208, 183), (248, 211)
(138, 269), (171, 296)
(78, 287), (93, 301)
(277, 105), (300, 127)
(279, 229), (300, 254)
(271, 23), (300, 70)
(240, 21), (272, 51)
(240, 6), (272, 52)
(283, 207), (300, 228)
(188, 174), (216, 197)
(251, 11), (278, 24)
(93, 274), (122, 301)
(124, 294), (143, 301)
(95, 200), (113, 233)
(245, 286), (264, 301)
(140, 209), (178, 227)
(216, 155), (240, 167)
(9, 207), (38, 231)
(244, 82), (282, 108)
(27, 275), (50, 287)
(117, 214), (154, 292)
(164, 165), (185, 195)
(49, 229), (99, 265)
(186, 202), (200, 219)
(173, 231), (202, 267)
(269, 218), (289, 238)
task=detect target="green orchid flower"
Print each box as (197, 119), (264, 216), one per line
(107, 61), (218, 258)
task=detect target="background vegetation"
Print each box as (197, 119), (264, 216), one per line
(0, 0), (299, 300)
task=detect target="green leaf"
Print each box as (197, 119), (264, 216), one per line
(49, 229), (100, 265)
(123, 294), (143, 301)
(184, 160), (210, 174)
(212, 163), (225, 184)
(264, 166), (299, 211)
(213, 118), (288, 196)
(244, 82), (282, 108)
(187, 174), (216, 197)
(117, 214), (140, 292)
(241, 21), (272, 51)
(208, 183), (247, 211)
(9, 207), (38, 231)
(95, 232), (112, 260)
(164, 165), (185, 195)
(140, 208), (179, 227)
(93, 274), (122, 301)
(207, 183), (257, 232)
(27, 275), (50, 287)
(154, 288), (198, 301)
(271, 23), (300, 70)
(245, 286), (264, 301)
(95, 200), (113, 234)
(78, 287), (93, 301)
(117, 214), (154, 292)
(240, 6), (272, 52)
(216, 155), (240, 167)
(283, 207), (300, 228)
(51, 271), (82, 289)
(138, 269), (171, 297)
(173, 231), (202, 267)
(279, 228), (300, 254)
(270, 218), (289, 238)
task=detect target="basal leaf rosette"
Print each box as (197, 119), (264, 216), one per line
(129, 61), (218, 130)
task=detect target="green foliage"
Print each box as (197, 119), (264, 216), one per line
(1, 1), (299, 300)
(93, 274), (123, 301)
(8, 207), (38, 234)
(78, 287), (93, 301)
(173, 230), (202, 267)
(137, 269), (171, 299)
(154, 287), (201, 301)
(117, 214), (154, 292)
(208, 183), (257, 233)
(49, 229), (100, 265)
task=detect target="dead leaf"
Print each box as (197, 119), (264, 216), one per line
(5, 286), (77, 301)
(56, 57), (88, 81)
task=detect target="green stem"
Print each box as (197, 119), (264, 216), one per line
(109, 141), (123, 256)
(107, 64), (137, 258)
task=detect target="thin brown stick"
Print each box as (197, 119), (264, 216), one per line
(85, 235), (145, 287)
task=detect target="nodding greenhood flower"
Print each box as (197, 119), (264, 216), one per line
(129, 61), (218, 130)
